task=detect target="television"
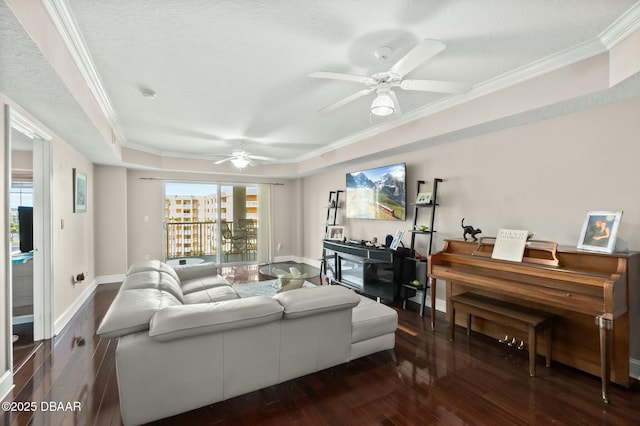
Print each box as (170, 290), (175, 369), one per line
(345, 163), (406, 220)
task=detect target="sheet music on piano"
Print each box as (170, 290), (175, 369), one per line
(491, 229), (529, 262)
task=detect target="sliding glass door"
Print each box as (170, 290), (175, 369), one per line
(164, 182), (263, 264)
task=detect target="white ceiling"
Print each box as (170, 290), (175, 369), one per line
(2, 0), (640, 174)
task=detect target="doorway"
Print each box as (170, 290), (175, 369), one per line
(5, 107), (53, 373)
(9, 175), (35, 367)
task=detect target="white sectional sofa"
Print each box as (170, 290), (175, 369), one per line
(97, 260), (398, 425)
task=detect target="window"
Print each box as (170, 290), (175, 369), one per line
(164, 182), (267, 263)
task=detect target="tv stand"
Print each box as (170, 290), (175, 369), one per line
(322, 240), (400, 301)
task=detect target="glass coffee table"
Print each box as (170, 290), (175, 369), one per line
(259, 262), (320, 281)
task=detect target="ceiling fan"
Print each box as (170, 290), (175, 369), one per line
(213, 149), (276, 169)
(310, 38), (472, 116)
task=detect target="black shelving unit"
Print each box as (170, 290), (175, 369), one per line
(324, 190), (343, 235)
(321, 190), (343, 284)
(401, 178), (442, 316)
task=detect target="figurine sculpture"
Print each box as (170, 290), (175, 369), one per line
(461, 218), (482, 241)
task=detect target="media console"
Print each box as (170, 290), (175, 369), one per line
(322, 240), (404, 301)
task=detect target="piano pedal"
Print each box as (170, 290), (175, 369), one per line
(498, 335), (510, 344)
(517, 340), (525, 350)
(507, 337), (517, 347)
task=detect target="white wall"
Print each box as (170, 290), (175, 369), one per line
(272, 179), (304, 260)
(11, 150), (31, 172)
(95, 166), (128, 276)
(51, 134), (95, 323)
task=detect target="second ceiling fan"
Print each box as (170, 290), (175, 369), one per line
(213, 149), (276, 169)
(310, 38), (471, 116)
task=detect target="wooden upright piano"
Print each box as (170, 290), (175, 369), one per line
(428, 239), (640, 403)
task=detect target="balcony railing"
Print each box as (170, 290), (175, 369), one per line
(166, 221), (217, 258)
(166, 220), (258, 261)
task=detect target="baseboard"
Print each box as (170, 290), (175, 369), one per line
(272, 254), (307, 264)
(96, 273), (125, 285)
(0, 369), (15, 402)
(54, 279), (98, 336)
(302, 256), (322, 268)
(408, 292), (446, 313)
(630, 357), (640, 380)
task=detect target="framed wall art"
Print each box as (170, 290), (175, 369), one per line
(73, 168), (87, 213)
(577, 211), (622, 253)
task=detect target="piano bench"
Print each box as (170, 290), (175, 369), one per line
(449, 293), (554, 377)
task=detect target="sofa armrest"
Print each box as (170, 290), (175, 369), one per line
(97, 288), (182, 339)
(149, 296), (283, 342)
(273, 285), (360, 319)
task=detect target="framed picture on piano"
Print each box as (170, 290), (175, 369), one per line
(577, 210), (622, 253)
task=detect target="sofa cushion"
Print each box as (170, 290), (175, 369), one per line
(127, 259), (181, 283)
(97, 288), (182, 339)
(181, 275), (231, 295)
(273, 285), (360, 319)
(122, 270), (184, 302)
(351, 296), (398, 344)
(183, 286), (240, 304)
(149, 296), (284, 342)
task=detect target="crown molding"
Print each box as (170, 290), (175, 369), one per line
(10, 109), (52, 141)
(41, 0), (126, 147)
(599, 1), (640, 49)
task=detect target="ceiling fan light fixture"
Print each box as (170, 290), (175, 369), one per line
(370, 93), (395, 116)
(230, 156), (250, 169)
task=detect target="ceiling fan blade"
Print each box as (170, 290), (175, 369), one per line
(400, 79), (472, 94)
(213, 157), (232, 165)
(389, 91), (401, 115)
(248, 154), (277, 161)
(389, 38), (446, 77)
(320, 88), (375, 113)
(309, 71), (375, 85)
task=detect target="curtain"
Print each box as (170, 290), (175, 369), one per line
(257, 184), (272, 264)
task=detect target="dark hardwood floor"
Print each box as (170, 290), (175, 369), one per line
(2, 264), (639, 425)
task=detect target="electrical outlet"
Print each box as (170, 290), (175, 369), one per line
(276, 243), (282, 251)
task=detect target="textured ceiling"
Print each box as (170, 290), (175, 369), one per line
(0, 1), (116, 161)
(2, 0), (640, 172)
